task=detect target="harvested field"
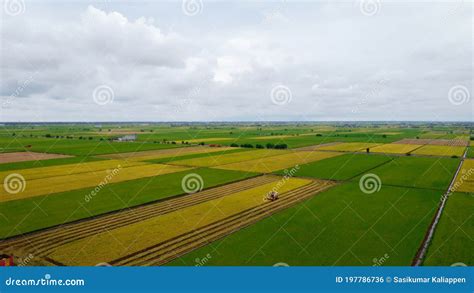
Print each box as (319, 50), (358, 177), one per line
(170, 183), (440, 266)
(0, 152), (71, 164)
(0, 159), (146, 182)
(0, 168), (255, 238)
(216, 151), (342, 173)
(97, 146), (233, 161)
(452, 159), (474, 193)
(0, 175), (281, 259)
(411, 145), (466, 157)
(0, 164), (191, 202)
(394, 139), (469, 147)
(47, 178), (318, 265)
(369, 143), (422, 154)
(315, 142), (381, 152)
(169, 149), (285, 167)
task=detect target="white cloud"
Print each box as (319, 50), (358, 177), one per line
(0, 2), (472, 122)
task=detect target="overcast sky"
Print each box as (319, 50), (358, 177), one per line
(0, 0), (472, 122)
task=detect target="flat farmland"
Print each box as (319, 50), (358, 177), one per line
(47, 178), (313, 265)
(0, 123), (471, 267)
(315, 142), (381, 152)
(0, 152), (71, 164)
(369, 143), (422, 154)
(0, 168), (256, 238)
(0, 137), (184, 156)
(0, 159), (146, 181)
(424, 192), (474, 266)
(216, 151), (342, 173)
(355, 156), (460, 190)
(411, 145), (466, 157)
(0, 164), (192, 202)
(99, 146), (233, 161)
(452, 159), (474, 193)
(275, 153), (392, 181)
(169, 182), (440, 266)
(169, 149), (285, 167)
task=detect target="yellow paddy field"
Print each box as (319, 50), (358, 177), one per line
(0, 160), (146, 181)
(452, 159), (474, 193)
(170, 149), (285, 167)
(411, 145), (466, 157)
(369, 144), (422, 154)
(316, 142), (381, 152)
(216, 151), (341, 173)
(98, 146), (233, 161)
(0, 164), (191, 202)
(49, 178), (312, 266)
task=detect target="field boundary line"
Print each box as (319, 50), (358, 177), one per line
(411, 148), (468, 266)
(0, 172), (264, 242)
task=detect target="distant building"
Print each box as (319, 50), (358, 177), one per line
(114, 134), (137, 142)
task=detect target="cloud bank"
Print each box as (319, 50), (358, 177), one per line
(0, 1), (472, 122)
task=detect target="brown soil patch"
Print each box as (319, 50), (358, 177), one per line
(0, 152), (71, 164)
